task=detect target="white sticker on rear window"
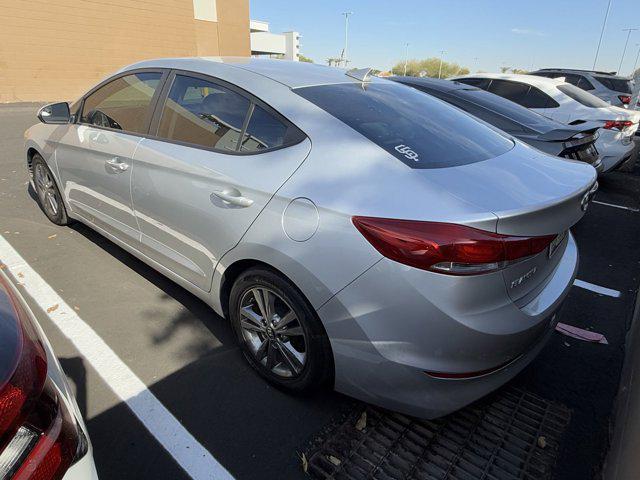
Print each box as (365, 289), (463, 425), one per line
(395, 144), (420, 162)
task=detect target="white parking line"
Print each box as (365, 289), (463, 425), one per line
(574, 279), (621, 298)
(592, 200), (640, 212)
(0, 235), (233, 480)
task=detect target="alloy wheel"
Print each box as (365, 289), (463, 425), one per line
(239, 287), (307, 378)
(34, 163), (59, 218)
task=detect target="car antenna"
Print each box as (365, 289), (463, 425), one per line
(346, 67), (373, 83)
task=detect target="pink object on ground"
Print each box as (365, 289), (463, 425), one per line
(555, 322), (608, 344)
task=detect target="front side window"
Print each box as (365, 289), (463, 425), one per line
(157, 74), (250, 151)
(81, 72), (162, 134)
(295, 82), (513, 169)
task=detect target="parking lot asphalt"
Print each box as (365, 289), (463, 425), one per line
(1, 103), (639, 480)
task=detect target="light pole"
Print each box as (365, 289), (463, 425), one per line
(438, 50), (445, 79)
(619, 28), (638, 74)
(632, 44), (640, 75)
(593, 0), (613, 70)
(341, 12), (353, 68)
(403, 43), (409, 76)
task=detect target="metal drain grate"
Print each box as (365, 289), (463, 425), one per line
(305, 388), (570, 480)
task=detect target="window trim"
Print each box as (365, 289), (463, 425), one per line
(77, 68), (170, 137)
(146, 69), (307, 156)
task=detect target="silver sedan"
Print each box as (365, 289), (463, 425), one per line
(24, 58), (597, 418)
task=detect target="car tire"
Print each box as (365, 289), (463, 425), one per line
(32, 153), (71, 226)
(229, 267), (333, 392)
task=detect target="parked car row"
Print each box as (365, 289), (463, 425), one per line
(24, 58), (597, 428)
(451, 73), (639, 173)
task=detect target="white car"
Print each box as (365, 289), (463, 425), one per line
(0, 269), (98, 480)
(453, 73), (640, 173)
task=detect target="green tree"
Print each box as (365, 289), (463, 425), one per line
(391, 58), (469, 78)
(299, 54), (314, 63)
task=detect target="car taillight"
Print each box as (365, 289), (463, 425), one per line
(603, 120), (633, 130)
(352, 217), (557, 275)
(0, 276), (84, 480)
(618, 95), (631, 105)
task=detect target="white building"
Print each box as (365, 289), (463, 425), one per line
(250, 20), (300, 61)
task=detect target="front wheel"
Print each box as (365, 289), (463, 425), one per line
(32, 154), (71, 226)
(229, 268), (333, 391)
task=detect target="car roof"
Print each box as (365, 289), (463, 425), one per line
(533, 68), (627, 79)
(454, 73), (566, 90)
(120, 57), (381, 88)
(389, 76), (473, 92)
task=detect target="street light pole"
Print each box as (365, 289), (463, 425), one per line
(632, 44), (640, 75)
(438, 50), (445, 79)
(403, 43), (409, 76)
(342, 12), (353, 68)
(593, 0), (613, 70)
(619, 28), (638, 74)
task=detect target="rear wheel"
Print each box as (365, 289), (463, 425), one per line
(32, 154), (71, 226)
(229, 267), (333, 391)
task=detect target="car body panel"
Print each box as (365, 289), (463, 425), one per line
(132, 137), (312, 292)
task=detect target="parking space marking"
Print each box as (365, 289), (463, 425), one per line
(592, 200), (639, 212)
(574, 279), (621, 298)
(0, 235), (234, 480)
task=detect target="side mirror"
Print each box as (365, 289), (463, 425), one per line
(37, 102), (70, 124)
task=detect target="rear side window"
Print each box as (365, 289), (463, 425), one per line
(557, 84), (611, 108)
(158, 74), (250, 151)
(239, 105), (288, 152)
(594, 76), (632, 94)
(294, 82), (513, 169)
(487, 80), (559, 109)
(81, 72), (162, 134)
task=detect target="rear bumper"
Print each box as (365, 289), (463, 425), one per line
(597, 131), (636, 173)
(319, 233), (578, 418)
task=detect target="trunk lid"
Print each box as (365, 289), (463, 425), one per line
(423, 141), (597, 302)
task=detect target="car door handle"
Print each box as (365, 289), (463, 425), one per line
(105, 157), (129, 172)
(211, 188), (254, 208)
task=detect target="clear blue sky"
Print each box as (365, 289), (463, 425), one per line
(249, 0), (640, 75)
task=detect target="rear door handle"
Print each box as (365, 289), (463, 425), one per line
(211, 188), (253, 208)
(105, 157), (129, 172)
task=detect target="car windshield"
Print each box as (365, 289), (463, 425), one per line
(594, 76), (632, 94)
(453, 87), (559, 133)
(557, 84), (611, 108)
(294, 82), (513, 169)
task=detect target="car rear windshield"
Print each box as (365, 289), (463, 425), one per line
(557, 84), (611, 108)
(294, 82), (513, 169)
(594, 76), (632, 94)
(453, 88), (558, 133)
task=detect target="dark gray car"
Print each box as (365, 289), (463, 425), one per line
(390, 76), (602, 173)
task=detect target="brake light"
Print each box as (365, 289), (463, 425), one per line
(0, 276), (84, 480)
(352, 217), (557, 275)
(0, 278), (47, 446)
(603, 120), (633, 131)
(618, 95), (631, 105)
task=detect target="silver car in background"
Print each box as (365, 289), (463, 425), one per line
(24, 58), (596, 418)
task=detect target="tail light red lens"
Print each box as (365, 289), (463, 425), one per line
(618, 95), (631, 105)
(603, 120), (633, 130)
(352, 216), (557, 275)
(0, 275), (84, 480)
(0, 277), (47, 447)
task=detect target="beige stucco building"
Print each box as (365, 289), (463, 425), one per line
(0, 0), (250, 102)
